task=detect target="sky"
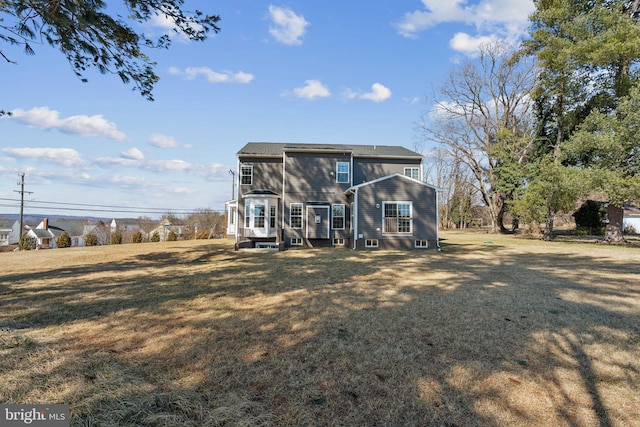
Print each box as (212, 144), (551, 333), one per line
(0, 0), (534, 219)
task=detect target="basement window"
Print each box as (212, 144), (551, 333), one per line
(365, 239), (378, 248)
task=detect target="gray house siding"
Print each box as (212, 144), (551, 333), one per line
(351, 175), (438, 250)
(282, 152), (352, 247)
(233, 142), (437, 250)
(353, 158), (422, 185)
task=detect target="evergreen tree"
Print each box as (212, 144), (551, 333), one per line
(132, 230), (143, 243)
(85, 233), (98, 246)
(57, 231), (71, 248)
(0, 1), (220, 100)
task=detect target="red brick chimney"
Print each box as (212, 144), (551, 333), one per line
(43, 218), (49, 229)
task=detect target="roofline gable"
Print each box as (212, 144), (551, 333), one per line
(345, 173), (442, 193)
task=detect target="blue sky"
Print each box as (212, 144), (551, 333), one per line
(0, 0), (534, 219)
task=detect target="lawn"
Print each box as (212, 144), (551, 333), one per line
(1, 232), (638, 426)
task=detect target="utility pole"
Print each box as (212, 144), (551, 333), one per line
(14, 173), (33, 239)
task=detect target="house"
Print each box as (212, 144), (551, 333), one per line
(623, 206), (640, 234)
(50, 218), (107, 247)
(110, 218), (155, 242)
(24, 218), (108, 248)
(149, 218), (186, 241)
(26, 218), (64, 249)
(0, 219), (20, 246)
(229, 142), (440, 250)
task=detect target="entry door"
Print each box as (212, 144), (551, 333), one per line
(306, 206), (330, 239)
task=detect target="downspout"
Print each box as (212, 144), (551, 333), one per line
(282, 152), (286, 243)
(348, 188), (357, 250)
(235, 158), (240, 248)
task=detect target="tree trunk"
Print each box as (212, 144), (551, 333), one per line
(603, 204), (625, 243)
(543, 206), (555, 241)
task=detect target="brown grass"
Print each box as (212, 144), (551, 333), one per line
(1, 233), (639, 426)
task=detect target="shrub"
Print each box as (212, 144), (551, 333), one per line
(57, 231), (71, 248)
(18, 234), (37, 251)
(132, 230), (143, 243)
(110, 230), (123, 245)
(167, 230), (177, 241)
(573, 200), (607, 231)
(150, 231), (160, 242)
(85, 233), (99, 246)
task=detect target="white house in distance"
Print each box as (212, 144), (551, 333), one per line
(623, 206), (640, 234)
(0, 218), (20, 246)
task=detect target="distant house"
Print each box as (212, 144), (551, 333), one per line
(50, 218), (107, 247)
(623, 206), (640, 234)
(110, 218), (156, 242)
(26, 218), (64, 249)
(229, 142), (440, 250)
(24, 218), (107, 248)
(149, 218), (186, 241)
(0, 219), (20, 246)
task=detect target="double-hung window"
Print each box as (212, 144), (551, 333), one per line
(241, 165), (253, 185)
(332, 204), (345, 229)
(290, 203), (303, 229)
(254, 205), (265, 228)
(336, 162), (350, 183)
(383, 202), (412, 234)
(404, 167), (420, 180)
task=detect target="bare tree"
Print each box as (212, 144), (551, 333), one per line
(422, 147), (476, 229)
(419, 41), (537, 233)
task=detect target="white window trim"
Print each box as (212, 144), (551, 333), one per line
(415, 240), (428, 248)
(336, 161), (350, 183)
(404, 167), (420, 180)
(382, 201), (413, 235)
(365, 239), (379, 248)
(241, 165), (253, 185)
(291, 237), (303, 246)
(333, 238), (345, 246)
(332, 204), (346, 230)
(290, 203), (303, 229)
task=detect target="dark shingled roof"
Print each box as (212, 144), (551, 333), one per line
(237, 142), (422, 159)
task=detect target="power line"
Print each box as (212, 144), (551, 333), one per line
(0, 197), (223, 216)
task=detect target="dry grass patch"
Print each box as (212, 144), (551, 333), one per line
(1, 235), (639, 426)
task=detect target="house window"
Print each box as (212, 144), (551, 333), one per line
(332, 204), (345, 229)
(415, 240), (428, 248)
(336, 162), (350, 183)
(244, 203), (251, 228)
(241, 165), (253, 185)
(290, 203), (303, 229)
(333, 238), (345, 246)
(270, 205), (277, 228)
(254, 205), (265, 228)
(404, 167), (420, 180)
(383, 202), (412, 234)
(291, 237), (303, 246)
(365, 239), (378, 248)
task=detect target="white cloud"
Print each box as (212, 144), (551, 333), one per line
(143, 159), (192, 173)
(286, 80), (331, 100)
(7, 106), (127, 141)
(449, 32), (501, 56)
(395, 0), (534, 53)
(147, 133), (192, 149)
(121, 148), (145, 160)
(342, 83), (392, 103)
(149, 13), (204, 42)
(268, 5), (309, 46)
(360, 83), (392, 103)
(169, 66), (254, 84)
(2, 147), (84, 167)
